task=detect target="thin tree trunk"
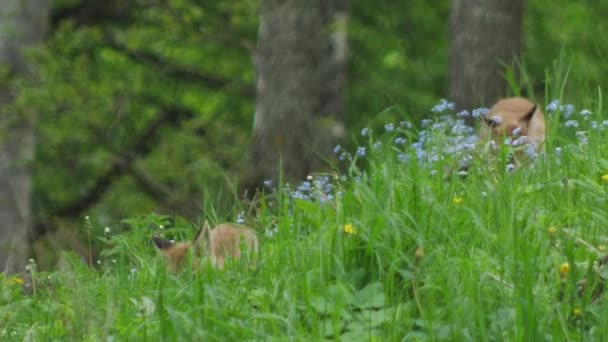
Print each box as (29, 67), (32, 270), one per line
(0, 0), (49, 274)
(243, 0), (347, 193)
(448, 0), (523, 123)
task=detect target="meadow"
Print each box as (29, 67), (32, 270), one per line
(2, 88), (608, 341)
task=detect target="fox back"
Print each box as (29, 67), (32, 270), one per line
(205, 224), (259, 269)
(479, 97), (545, 164)
(152, 222), (259, 272)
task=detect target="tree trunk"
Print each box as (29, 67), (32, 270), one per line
(244, 0), (348, 194)
(448, 0), (523, 122)
(0, 0), (49, 274)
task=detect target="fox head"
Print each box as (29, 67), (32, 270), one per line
(152, 221), (259, 272)
(151, 222), (207, 273)
(479, 97), (545, 164)
(480, 97), (545, 143)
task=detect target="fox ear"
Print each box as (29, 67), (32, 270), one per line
(521, 105), (537, 122)
(152, 236), (174, 251)
(192, 220), (211, 255)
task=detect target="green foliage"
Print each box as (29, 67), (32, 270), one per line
(5, 2), (608, 337)
(8, 0), (608, 241)
(4, 69), (608, 339)
(16, 2), (258, 231)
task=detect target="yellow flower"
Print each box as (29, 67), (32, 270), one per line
(452, 196), (463, 205)
(573, 308), (582, 317)
(602, 173), (608, 183)
(547, 226), (558, 237)
(559, 262), (570, 277)
(8, 277), (24, 285)
(599, 244), (607, 253)
(343, 223), (357, 235)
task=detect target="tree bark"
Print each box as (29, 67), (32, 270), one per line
(0, 0), (49, 274)
(448, 0), (523, 122)
(244, 0), (348, 194)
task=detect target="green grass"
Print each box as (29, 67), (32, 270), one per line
(3, 90), (608, 341)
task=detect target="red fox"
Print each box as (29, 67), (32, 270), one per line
(479, 97), (545, 165)
(152, 221), (259, 272)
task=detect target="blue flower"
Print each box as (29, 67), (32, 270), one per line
(431, 99), (455, 113)
(554, 147), (562, 158)
(333, 145), (341, 154)
(384, 123), (395, 132)
(394, 137), (406, 145)
(524, 143), (538, 159)
(576, 131), (588, 144)
(298, 181), (312, 192)
(563, 104), (574, 118)
(546, 100), (559, 112)
(400, 121), (412, 129)
(512, 127), (522, 136)
(488, 115), (503, 125)
(361, 127), (370, 136)
(565, 120), (579, 128)
(356, 147), (366, 157)
(397, 153), (409, 163)
(472, 108), (490, 118)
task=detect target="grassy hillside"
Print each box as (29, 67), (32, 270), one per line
(2, 93), (608, 341)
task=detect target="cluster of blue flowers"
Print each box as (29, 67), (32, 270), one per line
(277, 98), (605, 206)
(546, 99), (608, 146)
(339, 98), (608, 175)
(289, 175), (338, 204)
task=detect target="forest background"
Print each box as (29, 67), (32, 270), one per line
(1, 0), (606, 271)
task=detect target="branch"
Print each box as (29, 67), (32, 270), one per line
(50, 99), (198, 220)
(103, 38), (255, 98)
(127, 163), (176, 206)
(126, 164), (201, 217)
(51, 0), (139, 29)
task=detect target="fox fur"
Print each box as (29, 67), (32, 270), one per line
(152, 221), (259, 272)
(479, 97), (545, 165)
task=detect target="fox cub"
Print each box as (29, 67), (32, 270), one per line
(152, 221), (259, 272)
(479, 97), (545, 165)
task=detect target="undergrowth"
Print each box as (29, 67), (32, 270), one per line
(2, 89), (608, 341)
